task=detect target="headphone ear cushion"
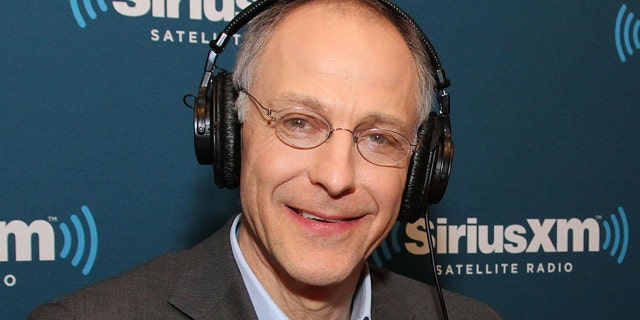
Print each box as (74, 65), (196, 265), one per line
(211, 72), (241, 189)
(398, 112), (454, 222)
(399, 114), (437, 223)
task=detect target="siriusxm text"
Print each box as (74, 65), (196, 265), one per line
(405, 217), (600, 255)
(0, 220), (55, 262)
(113, 0), (253, 21)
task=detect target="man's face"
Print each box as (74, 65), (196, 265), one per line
(238, 3), (420, 288)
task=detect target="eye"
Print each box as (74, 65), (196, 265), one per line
(368, 133), (390, 145)
(357, 129), (409, 157)
(284, 117), (310, 130)
(277, 110), (328, 139)
(363, 131), (400, 148)
(356, 129), (412, 166)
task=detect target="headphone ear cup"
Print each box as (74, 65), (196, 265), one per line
(211, 72), (241, 189)
(399, 115), (436, 222)
(399, 113), (453, 222)
(193, 77), (214, 165)
(427, 114), (453, 204)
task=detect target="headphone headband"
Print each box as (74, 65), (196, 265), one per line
(206, 0), (450, 93)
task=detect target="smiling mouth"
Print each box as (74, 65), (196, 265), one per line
(292, 207), (348, 223)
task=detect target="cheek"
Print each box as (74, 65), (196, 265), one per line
(239, 124), (303, 204)
(361, 168), (407, 255)
(240, 125), (274, 194)
(365, 168), (407, 212)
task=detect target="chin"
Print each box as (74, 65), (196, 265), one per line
(282, 254), (365, 288)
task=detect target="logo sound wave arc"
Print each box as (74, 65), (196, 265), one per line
(70, 0), (109, 28)
(602, 206), (629, 264)
(59, 205), (99, 275)
(615, 4), (640, 62)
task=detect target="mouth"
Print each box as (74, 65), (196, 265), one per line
(290, 207), (356, 223)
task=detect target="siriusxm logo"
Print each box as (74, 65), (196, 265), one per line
(602, 207), (630, 263)
(71, 0), (108, 28)
(371, 206), (630, 270)
(70, 0), (254, 28)
(0, 205), (98, 276)
(615, 3), (640, 62)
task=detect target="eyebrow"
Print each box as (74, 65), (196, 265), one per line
(269, 92), (326, 112)
(268, 92), (415, 135)
(359, 113), (415, 137)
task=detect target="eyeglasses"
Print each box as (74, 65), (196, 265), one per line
(241, 90), (417, 167)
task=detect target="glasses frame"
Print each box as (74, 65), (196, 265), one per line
(240, 89), (418, 167)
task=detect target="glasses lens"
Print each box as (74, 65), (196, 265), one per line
(258, 98), (413, 166)
(275, 108), (331, 149)
(356, 129), (412, 166)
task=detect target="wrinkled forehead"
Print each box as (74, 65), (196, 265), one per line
(253, 1), (420, 121)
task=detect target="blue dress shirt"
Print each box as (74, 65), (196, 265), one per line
(229, 214), (371, 320)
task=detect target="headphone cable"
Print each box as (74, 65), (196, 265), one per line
(424, 204), (449, 320)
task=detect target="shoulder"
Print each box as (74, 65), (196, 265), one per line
(28, 249), (190, 320)
(370, 266), (503, 320)
(29, 219), (240, 320)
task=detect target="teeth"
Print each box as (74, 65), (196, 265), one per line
(301, 212), (341, 223)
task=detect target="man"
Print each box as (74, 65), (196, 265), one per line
(30, 0), (502, 319)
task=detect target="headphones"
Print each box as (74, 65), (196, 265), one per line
(192, 0), (453, 223)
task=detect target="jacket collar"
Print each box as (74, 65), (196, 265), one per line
(167, 218), (258, 320)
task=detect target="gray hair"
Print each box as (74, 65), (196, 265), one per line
(232, 0), (435, 130)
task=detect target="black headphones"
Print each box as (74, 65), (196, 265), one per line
(191, 0), (453, 223)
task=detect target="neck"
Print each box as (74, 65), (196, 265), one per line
(238, 223), (364, 320)
(277, 279), (360, 320)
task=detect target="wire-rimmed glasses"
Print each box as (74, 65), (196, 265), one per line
(241, 90), (417, 167)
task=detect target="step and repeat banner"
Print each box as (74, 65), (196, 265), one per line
(2, 1), (639, 319)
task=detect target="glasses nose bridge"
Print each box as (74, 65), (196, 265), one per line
(329, 127), (359, 144)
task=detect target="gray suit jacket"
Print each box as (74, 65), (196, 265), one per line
(29, 218), (502, 319)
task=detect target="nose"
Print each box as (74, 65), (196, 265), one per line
(307, 129), (357, 197)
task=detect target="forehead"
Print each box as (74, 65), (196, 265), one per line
(250, 1), (420, 130)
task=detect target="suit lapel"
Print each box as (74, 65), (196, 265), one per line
(167, 218), (259, 320)
(371, 267), (416, 320)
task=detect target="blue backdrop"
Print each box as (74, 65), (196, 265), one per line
(2, 1), (639, 319)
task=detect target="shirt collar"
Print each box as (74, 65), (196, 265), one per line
(229, 214), (372, 320)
